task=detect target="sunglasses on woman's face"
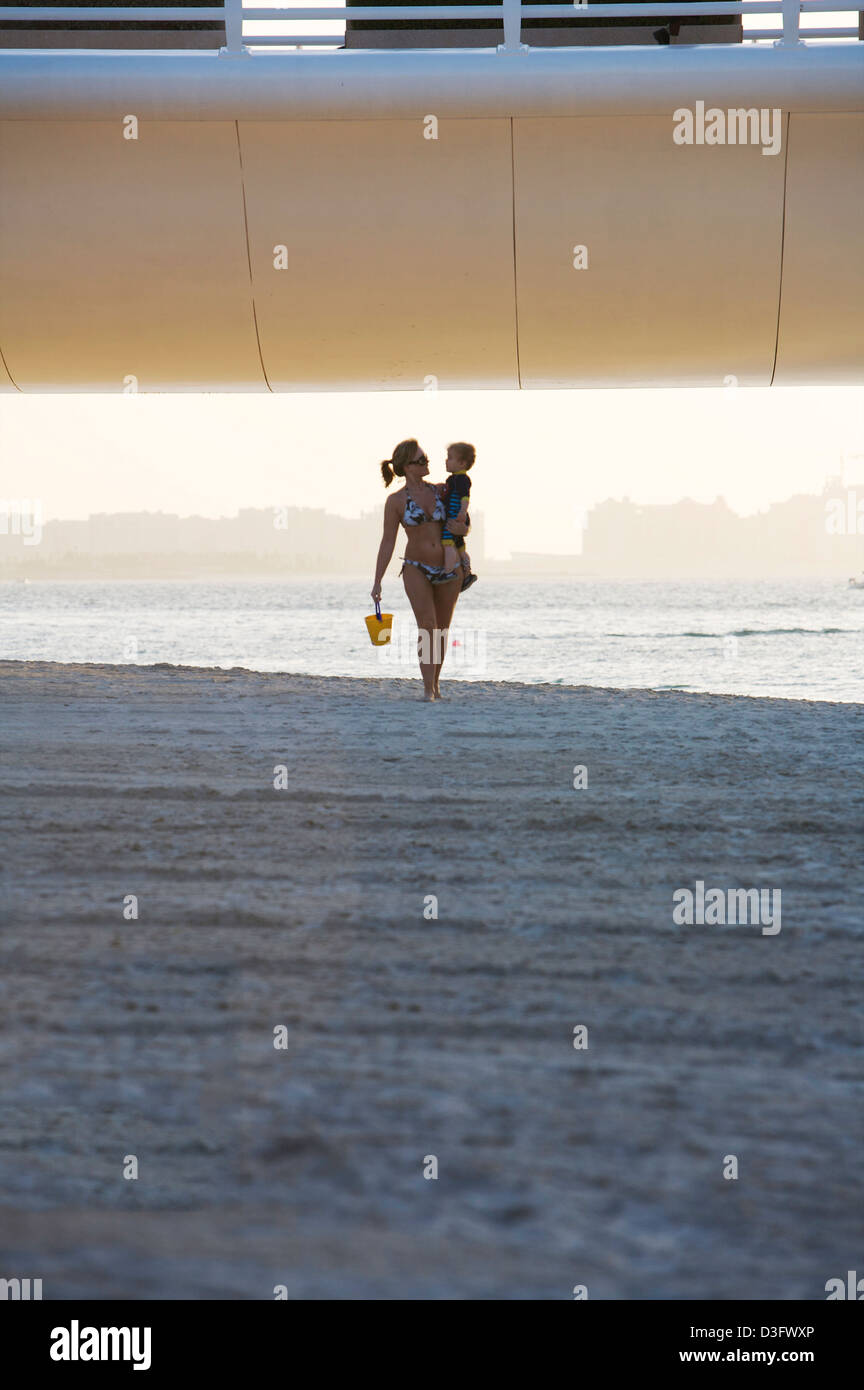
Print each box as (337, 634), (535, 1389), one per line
(411, 455), (429, 466)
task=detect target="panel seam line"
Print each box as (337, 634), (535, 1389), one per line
(770, 109), (791, 388)
(235, 119), (272, 392)
(510, 115), (522, 391)
(0, 342), (22, 391)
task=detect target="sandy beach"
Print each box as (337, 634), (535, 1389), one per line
(1, 659), (862, 1300)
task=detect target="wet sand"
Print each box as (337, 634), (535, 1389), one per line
(1, 660), (862, 1299)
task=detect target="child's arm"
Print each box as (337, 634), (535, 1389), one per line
(443, 475), (471, 538)
(443, 499), (470, 540)
(444, 514), (469, 537)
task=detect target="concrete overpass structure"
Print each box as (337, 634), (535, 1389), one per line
(0, 2), (861, 390)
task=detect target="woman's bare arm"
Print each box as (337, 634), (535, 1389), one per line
(371, 495), (400, 600)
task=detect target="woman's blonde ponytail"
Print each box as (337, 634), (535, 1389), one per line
(380, 439), (419, 488)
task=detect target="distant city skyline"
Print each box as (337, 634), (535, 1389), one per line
(3, 478), (863, 578)
(1, 385), (862, 560)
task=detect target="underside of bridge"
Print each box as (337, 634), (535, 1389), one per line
(0, 12), (861, 390)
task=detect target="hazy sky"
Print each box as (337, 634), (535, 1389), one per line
(2, 386), (862, 558)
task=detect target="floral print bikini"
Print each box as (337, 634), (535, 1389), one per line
(400, 490), (460, 585)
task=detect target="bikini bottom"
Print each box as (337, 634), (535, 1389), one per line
(400, 558), (460, 586)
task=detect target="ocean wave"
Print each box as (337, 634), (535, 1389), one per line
(731, 627), (850, 637)
(608, 628), (852, 639)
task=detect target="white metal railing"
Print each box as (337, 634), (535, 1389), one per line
(0, 1), (861, 53)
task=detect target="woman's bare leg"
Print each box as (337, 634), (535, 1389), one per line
(431, 577), (461, 697)
(402, 564), (438, 699)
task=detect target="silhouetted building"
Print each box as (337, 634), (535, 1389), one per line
(0, 504), (486, 577)
(580, 482), (864, 577)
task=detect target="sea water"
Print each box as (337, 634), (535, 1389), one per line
(0, 576), (861, 703)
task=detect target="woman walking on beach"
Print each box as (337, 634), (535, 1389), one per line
(371, 439), (466, 701)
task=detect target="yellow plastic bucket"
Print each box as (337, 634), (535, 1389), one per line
(365, 601), (393, 646)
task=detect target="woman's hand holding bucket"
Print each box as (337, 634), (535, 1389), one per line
(365, 596), (393, 646)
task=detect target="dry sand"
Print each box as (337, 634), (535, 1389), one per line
(1, 660), (862, 1300)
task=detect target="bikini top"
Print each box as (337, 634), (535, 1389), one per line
(402, 489), (446, 526)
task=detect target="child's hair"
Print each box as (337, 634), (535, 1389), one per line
(448, 442), (476, 470)
(381, 438), (419, 487)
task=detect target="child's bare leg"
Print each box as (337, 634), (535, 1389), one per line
(459, 545), (478, 591)
(442, 540), (461, 573)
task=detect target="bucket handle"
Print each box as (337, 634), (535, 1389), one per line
(374, 599), (382, 621)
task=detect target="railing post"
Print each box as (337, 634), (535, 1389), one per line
(497, 0), (529, 53)
(778, 0), (801, 43)
(220, 0), (249, 56)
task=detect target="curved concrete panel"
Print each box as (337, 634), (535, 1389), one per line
(0, 66), (860, 389)
(774, 114), (864, 385)
(0, 121), (265, 391)
(240, 119), (517, 390)
(513, 115), (786, 387)
(1, 47), (862, 121)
